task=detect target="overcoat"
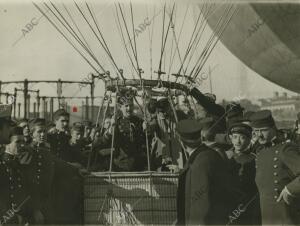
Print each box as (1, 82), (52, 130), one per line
(176, 144), (244, 225)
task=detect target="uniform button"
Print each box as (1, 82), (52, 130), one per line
(18, 184), (22, 188)
(38, 155), (42, 159)
(255, 165), (258, 169)
(37, 169), (41, 172)
(275, 150), (279, 154)
(274, 165), (278, 169)
(9, 177), (12, 181)
(10, 194), (14, 198)
(274, 172), (278, 176)
(37, 175), (40, 179)
(10, 186), (14, 190)
(17, 178), (21, 181)
(6, 169), (9, 172)
(38, 162), (42, 166)
(274, 195), (278, 199)
(274, 157), (278, 161)
(274, 180), (278, 184)
(274, 188), (279, 192)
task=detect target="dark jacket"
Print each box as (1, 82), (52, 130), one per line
(225, 148), (261, 225)
(176, 144), (244, 225)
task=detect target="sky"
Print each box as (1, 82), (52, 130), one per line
(0, 0), (297, 108)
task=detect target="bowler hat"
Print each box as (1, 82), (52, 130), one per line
(177, 119), (202, 147)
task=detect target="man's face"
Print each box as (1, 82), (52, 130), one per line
(120, 103), (133, 118)
(32, 126), (46, 144)
(55, 116), (69, 131)
(71, 130), (83, 143)
(230, 133), (251, 152)
(253, 127), (276, 145)
(0, 122), (11, 144)
(8, 135), (25, 155)
(19, 122), (30, 137)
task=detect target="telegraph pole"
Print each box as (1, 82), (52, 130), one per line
(24, 79), (28, 119)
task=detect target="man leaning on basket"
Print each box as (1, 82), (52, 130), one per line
(175, 119), (244, 225)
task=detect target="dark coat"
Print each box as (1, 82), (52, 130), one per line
(28, 143), (83, 224)
(255, 139), (300, 225)
(225, 149), (261, 225)
(176, 144), (244, 225)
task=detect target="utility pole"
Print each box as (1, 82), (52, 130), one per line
(24, 79), (28, 119)
(91, 76), (95, 122)
(0, 81), (2, 103)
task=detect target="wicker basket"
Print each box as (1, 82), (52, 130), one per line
(84, 172), (178, 225)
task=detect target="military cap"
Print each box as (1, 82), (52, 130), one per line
(0, 104), (13, 123)
(29, 118), (46, 130)
(176, 119), (202, 146)
(249, 110), (275, 128)
(10, 126), (24, 137)
(71, 124), (84, 132)
(117, 88), (134, 105)
(228, 121), (252, 137)
(53, 109), (69, 120)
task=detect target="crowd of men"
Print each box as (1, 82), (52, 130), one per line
(0, 83), (300, 225)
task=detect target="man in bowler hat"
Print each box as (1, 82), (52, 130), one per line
(176, 119), (243, 225)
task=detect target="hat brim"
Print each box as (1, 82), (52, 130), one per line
(179, 136), (202, 147)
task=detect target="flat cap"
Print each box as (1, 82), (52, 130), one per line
(53, 109), (69, 120)
(249, 110), (275, 128)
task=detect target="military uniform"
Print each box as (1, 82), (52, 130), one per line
(0, 152), (32, 224)
(28, 141), (83, 224)
(255, 139), (300, 225)
(47, 128), (72, 161)
(250, 110), (300, 225)
(112, 114), (147, 171)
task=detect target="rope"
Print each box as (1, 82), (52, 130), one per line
(33, 3), (102, 75)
